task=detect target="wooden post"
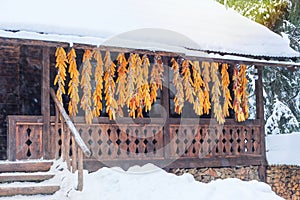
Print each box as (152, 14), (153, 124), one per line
(42, 47), (51, 159)
(66, 128), (71, 170)
(61, 117), (65, 161)
(71, 136), (77, 173)
(161, 57), (170, 159)
(255, 65), (267, 182)
(7, 116), (17, 161)
(55, 106), (60, 159)
(77, 147), (83, 191)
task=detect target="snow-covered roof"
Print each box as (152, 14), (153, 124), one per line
(0, 0), (299, 58)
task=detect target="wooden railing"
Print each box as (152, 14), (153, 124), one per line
(50, 88), (91, 191)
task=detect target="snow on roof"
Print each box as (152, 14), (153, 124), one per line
(0, 0), (299, 58)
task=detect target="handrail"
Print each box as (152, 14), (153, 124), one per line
(50, 88), (91, 191)
(50, 88), (91, 157)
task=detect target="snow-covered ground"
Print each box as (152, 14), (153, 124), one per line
(1, 161), (283, 200)
(2, 132), (300, 200)
(266, 132), (300, 166)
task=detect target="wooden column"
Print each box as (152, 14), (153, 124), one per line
(255, 65), (267, 182)
(161, 57), (170, 159)
(41, 47), (51, 159)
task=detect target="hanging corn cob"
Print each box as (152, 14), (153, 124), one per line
(126, 53), (137, 118)
(171, 58), (184, 114)
(191, 60), (205, 116)
(240, 64), (249, 120)
(232, 65), (244, 122)
(104, 51), (117, 120)
(135, 55), (144, 118)
(67, 48), (79, 117)
(54, 47), (67, 104)
(80, 50), (93, 124)
(211, 62), (225, 124)
(116, 53), (128, 116)
(202, 61), (211, 114)
(150, 55), (164, 103)
(181, 60), (194, 104)
(141, 55), (151, 112)
(221, 63), (232, 118)
(92, 50), (104, 117)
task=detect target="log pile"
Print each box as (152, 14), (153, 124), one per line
(170, 165), (300, 200)
(266, 165), (300, 200)
(169, 166), (260, 183)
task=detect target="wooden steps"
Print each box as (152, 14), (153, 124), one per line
(0, 160), (60, 197)
(0, 172), (55, 183)
(0, 160), (53, 172)
(0, 185), (60, 196)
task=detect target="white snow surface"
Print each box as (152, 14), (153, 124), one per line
(3, 132), (300, 200)
(1, 160), (283, 200)
(266, 132), (300, 166)
(0, 0), (299, 58)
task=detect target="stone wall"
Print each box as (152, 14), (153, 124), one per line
(170, 165), (300, 200)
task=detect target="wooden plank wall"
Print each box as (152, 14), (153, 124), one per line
(0, 42), (43, 160)
(0, 43), (20, 160)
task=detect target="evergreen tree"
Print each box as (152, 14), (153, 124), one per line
(216, 0), (300, 134)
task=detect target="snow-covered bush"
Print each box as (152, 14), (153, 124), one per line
(265, 98), (299, 134)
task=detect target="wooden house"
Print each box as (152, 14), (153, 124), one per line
(0, 0), (299, 191)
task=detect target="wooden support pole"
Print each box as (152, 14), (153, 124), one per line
(255, 65), (267, 182)
(162, 56), (170, 159)
(71, 136), (77, 173)
(66, 128), (71, 170)
(55, 106), (60, 159)
(42, 47), (51, 159)
(77, 147), (83, 191)
(61, 117), (65, 161)
(7, 116), (17, 161)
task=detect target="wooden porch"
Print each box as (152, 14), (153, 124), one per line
(3, 40), (268, 187)
(7, 115), (264, 169)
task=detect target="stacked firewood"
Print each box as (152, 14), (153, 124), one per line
(169, 166), (260, 183)
(267, 165), (300, 200)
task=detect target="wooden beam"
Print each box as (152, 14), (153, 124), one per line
(0, 173), (55, 183)
(1, 37), (298, 68)
(7, 116), (16, 161)
(0, 185), (60, 197)
(255, 65), (267, 182)
(42, 47), (51, 159)
(82, 155), (266, 172)
(0, 37), (69, 48)
(0, 161), (53, 172)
